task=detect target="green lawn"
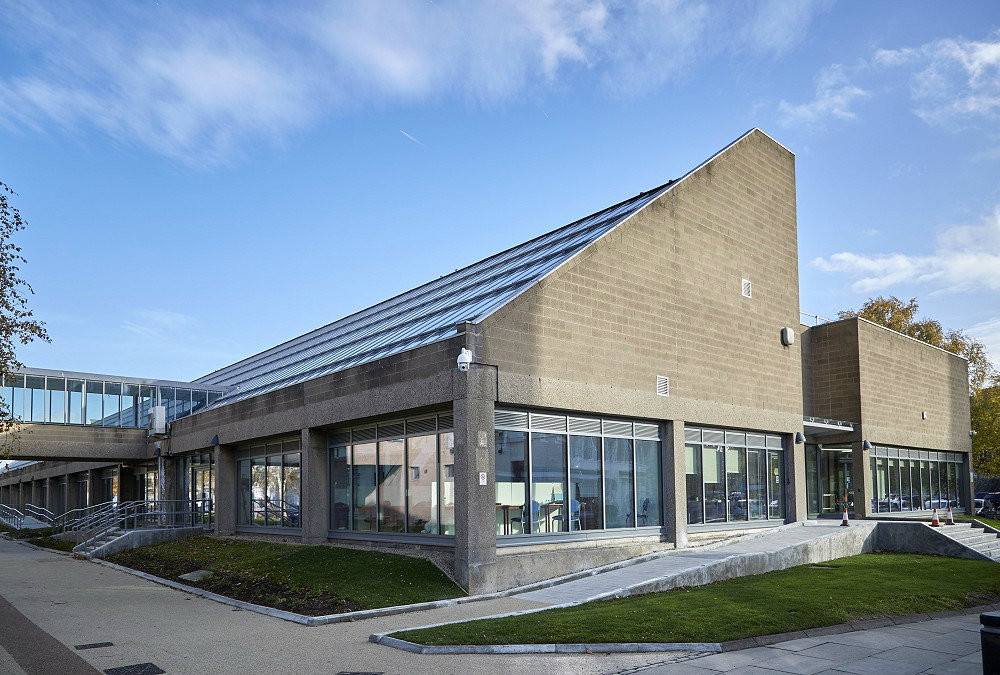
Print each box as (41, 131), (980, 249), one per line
(106, 536), (464, 615)
(397, 553), (1000, 646)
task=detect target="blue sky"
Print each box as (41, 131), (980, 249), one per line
(0, 0), (998, 382)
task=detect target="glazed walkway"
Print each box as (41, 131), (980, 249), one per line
(515, 520), (876, 607)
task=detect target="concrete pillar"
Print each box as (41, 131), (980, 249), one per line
(44, 477), (54, 513)
(301, 428), (329, 544)
(30, 479), (42, 507)
(214, 444), (237, 536)
(663, 421), (687, 548)
(851, 441), (872, 519)
(963, 451), (975, 513)
(86, 470), (98, 506)
(785, 433), (808, 523)
(452, 361), (498, 594)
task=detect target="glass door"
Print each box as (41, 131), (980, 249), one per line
(192, 466), (213, 525)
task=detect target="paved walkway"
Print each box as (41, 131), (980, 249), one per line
(517, 521), (874, 606)
(641, 613), (985, 674)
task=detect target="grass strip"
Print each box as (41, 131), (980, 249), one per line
(397, 553), (1000, 646)
(106, 536), (464, 615)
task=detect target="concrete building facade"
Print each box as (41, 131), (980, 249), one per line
(0, 130), (974, 593)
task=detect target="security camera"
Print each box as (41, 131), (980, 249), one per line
(457, 348), (473, 372)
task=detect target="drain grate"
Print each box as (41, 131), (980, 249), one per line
(75, 642), (114, 650)
(104, 664), (165, 675)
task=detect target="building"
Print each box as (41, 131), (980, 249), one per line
(0, 129), (974, 593)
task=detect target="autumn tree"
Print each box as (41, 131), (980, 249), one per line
(0, 181), (50, 456)
(839, 296), (998, 475)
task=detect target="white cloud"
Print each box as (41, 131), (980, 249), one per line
(778, 64), (870, 128)
(0, 0), (830, 165)
(874, 31), (1000, 126)
(812, 205), (1000, 294)
(969, 317), (1000, 365)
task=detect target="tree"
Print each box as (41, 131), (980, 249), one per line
(0, 181), (50, 456)
(839, 296), (998, 476)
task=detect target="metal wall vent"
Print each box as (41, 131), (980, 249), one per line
(495, 410), (528, 430)
(603, 420), (633, 438)
(656, 375), (669, 397)
(568, 417), (602, 436)
(438, 414), (454, 430)
(741, 278), (752, 298)
(406, 417), (437, 435)
(530, 412), (567, 432)
(634, 423), (660, 440)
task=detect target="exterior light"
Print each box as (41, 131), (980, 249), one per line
(780, 327), (795, 347)
(970, 430), (977, 438)
(795, 432), (805, 444)
(457, 348), (473, 372)
(862, 439), (872, 451)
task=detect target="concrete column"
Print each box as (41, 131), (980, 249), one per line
(214, 444), (237, 536)
(452, 361), (498, 595)
(301, 428), (329, 544)
(785, 433), (808, 523)
(43, 477), (54, 513)
(963, 452), (975, 513)
(30, 479), (42, 507)
(663, 421), (687, 548)
(86, 470), (98, 506)
(851, 441), (872, 519)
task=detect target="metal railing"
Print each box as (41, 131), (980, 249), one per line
(800, 311), (834, 326)
(23, 504), (57, 525)
(0, 504), (24, 530)
(73, 499), (213, 554)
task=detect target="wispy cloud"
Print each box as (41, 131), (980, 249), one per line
(778, 64), (870, 129)
(0, 0), (830, 166)
(969, 317), (1000, 365)
(875, 31), (1000, 126)
(812, 204), (1000, 294)
(399, 130), (425, 147)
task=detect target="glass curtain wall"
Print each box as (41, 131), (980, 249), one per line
(494, 411), (662, 537)
(328, 413), (454, 536)
(869, 447), (966, 512)
(685, 427), (785, 526)
(0, 373), (223, 426)
(235, 438), (302, 528)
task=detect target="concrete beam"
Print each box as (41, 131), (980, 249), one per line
(1, 425), (150, 461)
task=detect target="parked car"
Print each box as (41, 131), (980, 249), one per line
(975, 498), (986, 515)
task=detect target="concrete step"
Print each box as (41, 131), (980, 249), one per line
(950, 533), (1000, 547)
(971, 539), (1000, 552)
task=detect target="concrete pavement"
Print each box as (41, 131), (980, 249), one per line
(636, 614), (985, 675)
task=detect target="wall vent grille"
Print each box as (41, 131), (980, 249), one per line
(656, 375), (669, 397)
(568, 417), (601, 435)
(352, 427), (376, 442)
(377, 421), (405, 439)
(530, 412), (567, 432)
(742, 278), (752, 298)
(495, 410), (528, 430)
(330, 430), (351, 446)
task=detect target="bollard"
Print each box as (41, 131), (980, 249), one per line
(982, 612), (1000, 675)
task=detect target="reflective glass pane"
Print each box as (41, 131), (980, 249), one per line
(768, 449), (784, 519)
(406, 435), (437, 534)
(283, 453), (301, 527)
(726, 446), (748, 521)
(806, 445), (820, 518)
(160, 387), (176, 421)
(26, 375), (44, 422)
(237, 460), (251, 525)
(377, 439), (405, 532)
(191, 390), (208, 414)
(86, 381), (103, 425)
(46, 377), (66, 423)
(919, 461), (930, 509)
(703, 445), (726, 523)
(530, 432), (567, 533)
(207, 391), (222, 406)
(873, 457), (888, 512)
(104, 382), (121, 427)
(121, 384), (139, 428)
(175, 389), (192, 419)
(330, 446), (350, 530)
(9, 374), (24, 420)
(266, 455), (282, 526)
(439, 432), (455, 535)
(635, 440), (661, 527)
(67, 379), (83, 424)
(496, 430), (527, 535)
(686, 443), (703, 524)
(251, 457), (266, 525)
(899, 460), (911, 511)
(748, 449), (767, 520)
(138, 386), (154, 425)
(604, 437), (634, 528)
(569, 435), (602, 531)
(351, 442), (376, 531)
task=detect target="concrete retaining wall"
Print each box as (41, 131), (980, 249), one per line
(92, 527), (206, 559)
(873, 521), (993, 562)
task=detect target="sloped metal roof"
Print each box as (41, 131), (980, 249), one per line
(194, 180), (674, 406)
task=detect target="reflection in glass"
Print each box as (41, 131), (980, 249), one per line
(86, 381), (103, 425)
(569, 436), (602, 531)
(703, 445), (726, 523)
(160, 387), (176, 422)
(67, 379), (83, 424)
(635, 440), (661, 527)
(330, 446), (350, 530)
(604, 437), (634, 528)
(238, 460), (251, 525)
(8, 374), (24, 420)
(726, 446), (748, 521)
(378, 439), (405, 532)
(351, 442), (376, 531)
(496, 430), (527, 535)
(439, 432), (455, 535)
(686, 443), (703, 524)
(26, 375), (44, 422)
(748, 448), (767, 520)
(531, 433), (567, 532)
(768, 449), (784, 519)
(121, 384), (139, 428)
(251, 457), (266, 525)
(407, 435), (438, 534)
(191, 390), (208, 415)
(266, 455), (282, 526)
(46, 377), (66, 423)
(283, 453), (301, 527)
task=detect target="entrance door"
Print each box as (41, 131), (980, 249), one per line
(806, 445), (854, 518)
(192, 466), (213, 525)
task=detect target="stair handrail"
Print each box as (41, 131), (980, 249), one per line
(55, 500), (118, 530)
(23, 503), (56, 525)
(0, 504), (25, 530)
(65, 500), (121, 534)
(72, 499), (214, 555)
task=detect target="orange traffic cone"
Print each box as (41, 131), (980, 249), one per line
(931, 508), (941, 527)
(945, 505), (955, 525)
(840, 506), (850, 527)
